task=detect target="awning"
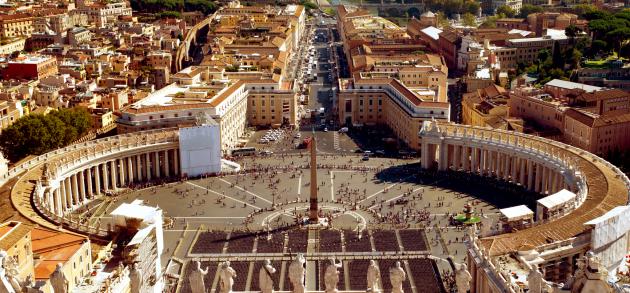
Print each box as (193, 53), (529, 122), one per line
(537, 189), (576, 210)
(500, 205), (534, 221)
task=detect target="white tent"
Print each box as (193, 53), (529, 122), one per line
(537, 189), (576, 210)
(500, 205), (534, 222)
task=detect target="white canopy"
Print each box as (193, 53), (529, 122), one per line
(537, 189), (576, 210)
(500, 205), (534, 221)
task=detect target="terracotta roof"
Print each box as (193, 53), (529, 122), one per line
(31, 227), (88, 280)
(0, 221), (32, 251)
(577, 89), (629, 103)
(475, 128), (628, 255)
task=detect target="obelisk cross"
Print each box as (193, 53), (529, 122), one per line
(309, 131), (318, 223)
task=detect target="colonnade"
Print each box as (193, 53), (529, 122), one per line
(42, 148), (181, 217)
(422, 143), (569, 195)
(420, 123), (579, 197)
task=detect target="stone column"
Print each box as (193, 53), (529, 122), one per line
(136, 155), (142, 182)
(102, 163), (109, 191)
(95, 165), (101, 195)
(438, 144), (448, 171)
(173, 148), (180, 176)
(519, 158), (526, 186)
(119, 158), (126, 187)
(155, 151), (161, 178)
(71, 174), (79, 206)
(453, 145), (460, 171)
(146, 153), (152, 181)
(462, 147), (470, 171)
(54, 188), (62, 216)
(472, 148), (478, 173)
(79, 170), (86, 202)
(511, 157), (518, 182)
(527, 160), (534, 191)
(549, 169), (558, 194)
(421, 142), (430, 169)
(110, 160), (118, 189)
(87, 167), (93, 198)
(164, 150), (170, 177)
(127, 156), (134, 184)
(64, 178), (72, 209)
(479, 149), (486, 175)
(535, 164), (542, 193)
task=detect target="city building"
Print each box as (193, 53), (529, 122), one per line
(75, 0), (132, 28)
(509, 79), (630, 156)
(117, 66), (298, 153)
(337, 77), (450, 150)
(0, 99), (23, 132)
(4, 55), (59, 81)
(462, 84), (523, 131)
(31, 226), (92, 292)
(0, 14), (33, 39)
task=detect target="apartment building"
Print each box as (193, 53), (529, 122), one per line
(462, 84), (523, 130)
(75, 0), (132, 28)
(337, 77), (450, 150)
(563, 90), (630, 155)
(5, 55), (59, 81)
(0, 221), (93, 293)
(509, 79), (630, 155)
(505, 29), (570, 65)
(0, 14), (33, 39)
(117, 66), (298, 153)
(0, 99), (22, 132)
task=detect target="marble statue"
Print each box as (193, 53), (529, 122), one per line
(574, 252), (613, 293)
(50, 263), (68, 293)
(366, 260), (380, 292)
(258, 259), (276, 293)
(389, 261), (406, 293)
(129, 263), (142, 293)
(527, 267), (544, 293)
(189, 260), (209, 293)
(288, 253), (306, 293)
(455, 263), (472, 293)
(0, 251), (16, 293)
(0, 251), (24, 293)
(324, 258), (342, 293)
(219, 261), (237, 293)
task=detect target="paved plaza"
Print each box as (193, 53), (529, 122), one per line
(69, 154), (512, 292)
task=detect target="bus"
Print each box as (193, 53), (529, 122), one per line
(230, 147), (256, 156)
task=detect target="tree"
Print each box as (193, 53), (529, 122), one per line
(552, 41), (563, 69)
(495, 5), (515, 18)
(299, 0), (318, 11)
(519, 4), (543, 18)
(606, 27), (630, 55)
(436, 12), (450, 28)
(462, 12), (476, 27)
(536, 49), (550, 72)
(0, 108), (92, 162)
(565, 24), (581, 45)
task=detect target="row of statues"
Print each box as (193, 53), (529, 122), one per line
(0, 250), (67, 293)
(188, 254), (410, 293)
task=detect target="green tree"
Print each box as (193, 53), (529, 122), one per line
(536, 49), (550, 72)
(519, 4), (543, 18)
(606, 27), (630, 55)
(436, 12), (450, 28)
(565, 24), (581, 46)
(552, 41), (563, 69)
(299, 0), (318, 11)
(495, 5), (515, 18)
(462, 12), (476, 27)
(0, 108), (92, 162)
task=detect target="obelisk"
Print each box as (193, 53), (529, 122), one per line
(309, 135), (318, 223)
